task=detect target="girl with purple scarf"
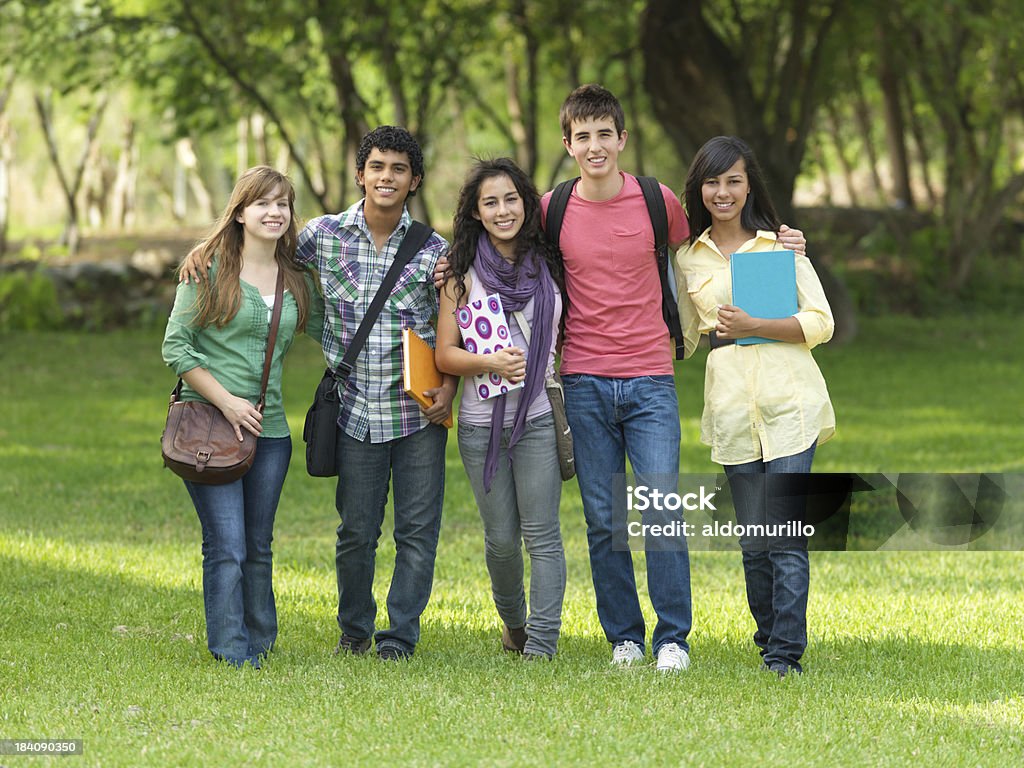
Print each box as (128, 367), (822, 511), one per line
(436, 158), (566, 659)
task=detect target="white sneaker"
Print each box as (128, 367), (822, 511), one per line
(656, 642), (690, 672)
(611, 640), (644, 666)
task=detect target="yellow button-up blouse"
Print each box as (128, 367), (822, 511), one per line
(674, 228), (836, 465)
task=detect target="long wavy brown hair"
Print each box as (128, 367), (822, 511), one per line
(449, 157), (563, 306)
(184, 166), (312, 330)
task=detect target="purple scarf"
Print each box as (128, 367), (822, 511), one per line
(473, 234), (555, 492)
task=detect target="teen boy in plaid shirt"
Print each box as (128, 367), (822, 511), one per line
(297, 126), (455, 661)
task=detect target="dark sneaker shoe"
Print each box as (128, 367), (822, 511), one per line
(334, 633), (372, 656)
(501, 625), (528, 654)
(523, 651), (553, 661)
(377, 644), (413, 661)
(764, 661), (802, 678)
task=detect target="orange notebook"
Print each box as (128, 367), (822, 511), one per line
(401, 328), (453, 428)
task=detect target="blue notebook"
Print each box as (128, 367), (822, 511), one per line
(729, 250), (797, 346)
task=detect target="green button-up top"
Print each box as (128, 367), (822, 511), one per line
(161, 263), (324, 438)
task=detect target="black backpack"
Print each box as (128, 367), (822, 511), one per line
(545, 176), (684, 360)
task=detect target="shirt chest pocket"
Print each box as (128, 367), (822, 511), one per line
(389, 261), (431, 326)
(325, 258), (360, 306)
(609, 226), (654, 273)
(685, 271), (718, 317)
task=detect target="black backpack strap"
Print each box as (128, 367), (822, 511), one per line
(336, 220), (434, 379)
(638, 176), (684, 360)
(544, 177), (579, 251)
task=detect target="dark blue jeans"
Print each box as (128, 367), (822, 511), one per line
(334, 423), (447, 655)
(184, 436), (291, 667)
(724, 441), (816, 672)
(562, 373), (692, 655)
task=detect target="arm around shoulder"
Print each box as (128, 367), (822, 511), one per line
(302, 268), (325, 341)
(793, 255), (834, 348)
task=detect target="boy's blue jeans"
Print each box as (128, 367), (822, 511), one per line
(334, 423), (447, 655)
(562, 373), (692, 655)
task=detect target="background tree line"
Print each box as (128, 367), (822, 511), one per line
(1, 0), (1022, 318)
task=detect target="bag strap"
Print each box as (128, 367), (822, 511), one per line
(637, 175), (684, 360)
(516, 309), (532, 346)
(256, 267), (286, 408)
(544, 177), (578, 252)
(334, 220), (434, 381)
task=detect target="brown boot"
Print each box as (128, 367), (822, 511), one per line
(501, 625), (527, 654)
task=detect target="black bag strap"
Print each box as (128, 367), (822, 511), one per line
(544, 177), (578, 253)
(334, 220), (434, 380)
(637, 175), (684, 360)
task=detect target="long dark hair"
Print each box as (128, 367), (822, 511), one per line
(684, 136), (780, 245)
(181, 165), (312, 330)
(449, 157), (563, 305)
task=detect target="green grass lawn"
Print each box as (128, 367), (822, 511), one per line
(1, 314), (1023, 767)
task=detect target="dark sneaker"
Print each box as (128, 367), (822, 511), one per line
(764, 661), (802, 678)
(333, 633), (372, 656)
(377, 644), (412, 661)
(501, 625), (528, 654)
(523, 651), (553, 661)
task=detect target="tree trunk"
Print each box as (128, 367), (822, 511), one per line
(82, 140), (110, 231)
(847, 50), (887, 205)
(236, 116), (249, 177)
(251, 113), (268, 166)
(902, 79), (938, 208)
(33, 88), (108, 256)
(175, 138), (215, 221)
(0, 68), (14, 261)
(0, 120), (11, 261)
(315, 2), (371, 212)
(826, 102), (859, 206)
(812, 135), (834, 206)
(110, 119), (137, 230)
(876, 22), (914, 208)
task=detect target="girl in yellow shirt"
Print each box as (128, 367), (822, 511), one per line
(675, 136), (835, 677)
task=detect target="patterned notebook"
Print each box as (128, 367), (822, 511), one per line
(456, 293), (524, 400)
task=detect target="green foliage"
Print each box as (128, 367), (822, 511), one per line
(0, 269), (64, 331)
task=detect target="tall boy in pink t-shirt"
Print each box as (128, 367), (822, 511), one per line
(540, 84), (693, 671)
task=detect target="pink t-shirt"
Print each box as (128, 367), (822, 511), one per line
(541, 172), (688, 377)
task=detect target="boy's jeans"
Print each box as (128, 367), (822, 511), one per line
(334, 423), (447, 654)
(563, 373), (692, 655)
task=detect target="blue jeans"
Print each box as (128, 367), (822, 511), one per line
(562, 374), (692, 654)
(335, 423), (446, 655)
(458, 412), (566, 658)
(184, 436), (291, 668)
(724, 441), (816, 672)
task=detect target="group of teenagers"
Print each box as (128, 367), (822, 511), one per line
(162, 84), (836, 677)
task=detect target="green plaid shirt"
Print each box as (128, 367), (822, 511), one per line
(296, 201), (448, 442)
